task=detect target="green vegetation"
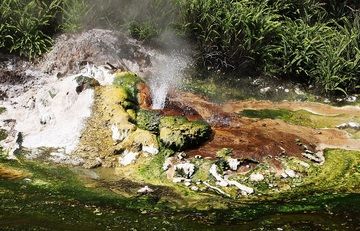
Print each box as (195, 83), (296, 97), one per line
(178, 0), (360, 95)
(136, 109), (161, 133)
(240, 108), (360, 128)
(1, 0), (359, 95)
(0, 0), (87, 59)
(0, 0), (61, 58)
(113, 71), (143, 103)
(159, 116), (212, 150)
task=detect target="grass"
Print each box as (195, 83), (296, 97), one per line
(178, 0), (360, 96)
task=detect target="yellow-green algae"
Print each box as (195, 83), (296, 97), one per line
(240, 108), (360, 129)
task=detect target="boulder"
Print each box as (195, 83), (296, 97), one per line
(117, 128), (159, 155)
(136, 109), (161, 133)
(113, 71), (151, 108)
(159, 116), (211, 150)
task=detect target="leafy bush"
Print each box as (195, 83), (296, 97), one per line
(0, 0), (62, 59)
(178, 0), (281, 70)
(60, 0), (88, 32)
(178, 0), (360, 95)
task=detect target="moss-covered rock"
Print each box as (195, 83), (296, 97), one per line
(137, 109), (161, 133)
(113, 71), (143, 102)
(75, 75), (100, 93)
(159, 116), (211, 150)
(117, 129), (159, 154)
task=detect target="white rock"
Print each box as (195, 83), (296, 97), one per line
(281, 172), (288, 178)
(184, 182), (191, 187)
(209, 164), (254, 194)
(177, 152), (186, 160)
(142, 145), (159, 155)
(174, 163), (195, 178)
(228, 180), (254, 194)
(172, 177), (185, 183)
(284, 89), (290, 93)
(227, 158), (240, 171)
(162, 157), (173, 171)
(337, 122), (360, 130)
(209, 164), (226, 183)
(295, 87), (304, 95)
(137, 186), (154, 193)
(298, 161), (310, 168)
(260, 87), (271, 94)
(111, 125), (121, 142)
(111, 125), (130, 142)
(249, 173), (265, 182)
(346, 96), (357, 103)
(190, 186), (199, 191)
(202, 182), (231, 197)
(284, 169), (296, 178)
(119, 150), (139, 166)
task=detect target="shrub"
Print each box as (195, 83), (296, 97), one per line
(267, 17), (360, 94)
(178, 0), (281, 70)
(0, 0), (63, 59)
(178, 0), (360, 95)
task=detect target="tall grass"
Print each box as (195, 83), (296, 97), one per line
(0, 0), (62, 59)
(178, 0), (360, 95)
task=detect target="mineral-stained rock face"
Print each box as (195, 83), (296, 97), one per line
(159, 116), (212, 150)
(113, 71), (152, 108)
(74, 71), (159, 167)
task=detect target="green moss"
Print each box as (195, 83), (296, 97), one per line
(216, 148), (233, 158)
(0, 107), (6, 114)
(240, 108), (360, 129)
(136, 109), (161, 133)
(241, 108), (293, 119)
(302, 149), (360, 192)
(159, 116), (212, 150)
(113, 71), (143, 102)
(137, 149), (167, 180)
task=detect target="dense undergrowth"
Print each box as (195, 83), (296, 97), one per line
(1, 0), (359, 96)
(178, 0), (360, 95)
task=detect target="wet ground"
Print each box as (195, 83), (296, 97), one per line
(166, 91), (360, 166)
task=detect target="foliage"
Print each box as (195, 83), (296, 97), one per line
(60, 0), (88, 32)
(178, 0), (360, 95)
(0, 0), (63, 59)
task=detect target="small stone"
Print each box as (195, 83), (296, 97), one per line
(137, 186), (154, 194)
(281, 172), (288, 178)
(298, 161), (310, 168)
(184, 182), (191, 187)
(190, 186), (199, 191)
(227, 158), (240, 171)
(177, 152), (187, 160)
(172, 177), (185, 183)
(249, 173), (265, 182)
(260, 87), (271, 94)
(285, 169), (296, 178)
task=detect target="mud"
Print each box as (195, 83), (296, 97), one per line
(169, 92), (360, 161)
